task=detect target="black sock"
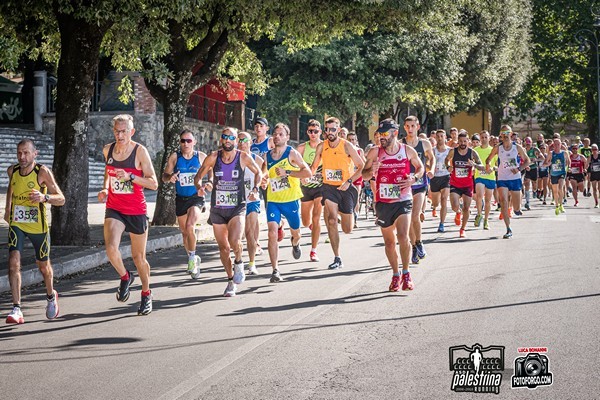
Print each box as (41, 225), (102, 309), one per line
(13, 304), (20, 309)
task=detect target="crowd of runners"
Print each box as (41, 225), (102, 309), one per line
(4, 114), (600, 323)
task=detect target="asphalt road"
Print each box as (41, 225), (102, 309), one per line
(1, 194), (599, 399)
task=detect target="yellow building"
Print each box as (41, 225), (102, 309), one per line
(448, 110), (490, 135)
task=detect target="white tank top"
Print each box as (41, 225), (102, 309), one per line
(497, 143), (521, 181)
(433, 146), (451, 177)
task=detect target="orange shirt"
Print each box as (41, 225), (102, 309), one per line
(322, 138), (354, 186)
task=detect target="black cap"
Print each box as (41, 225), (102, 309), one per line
(376, 119), (399, 133)
(471, 135), (480, 141)
(254, 117), (269, 126)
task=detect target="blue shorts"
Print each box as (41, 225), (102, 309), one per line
(267, 200), (301, 229)
(497, 179), (522, 192)
(475, 178), (496, 190)
(246, 201), (261, 215)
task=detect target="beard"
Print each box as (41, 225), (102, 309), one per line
(327, 134), (337, 142)
(459, 144), (467, 150)
(222, 143), (235, 152)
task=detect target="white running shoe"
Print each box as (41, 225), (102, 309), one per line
(6, 306), (24, 324)
(223, 281), (237, 297)
(233, 261), (246, 284)
(46, 290), (59, 320)
(190, 255), (202, 279)
(248, 264), (259, 275)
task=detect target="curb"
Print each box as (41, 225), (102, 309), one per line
(0, 224), (214, 293)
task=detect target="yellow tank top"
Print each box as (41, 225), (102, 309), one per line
(322, 138), (354, 186)
(473, 146), (497, 180)
(9, 164), (48, 234)
(266, 146), (303, 203)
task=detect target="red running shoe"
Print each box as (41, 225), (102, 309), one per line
(454, 213), (461, 226)
(277, 225), (285, 242)
(402, 272), (414, 291)
(389, 275), (400, 292)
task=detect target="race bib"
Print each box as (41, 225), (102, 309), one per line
(110, 176), (134, 194)
(435, 163), (447, 172)
(13, 205), (39, 223)
(551, 163), (562, 172)
(502, 158), (518, 169)
(379, 183), (401, 200)
(592, 164), (600, 172)
(178, 172), (195, 187)
(308, 172), (322, 184)
(270, 176), (291, 193)
(215, 190), (237, 207)
(571, 167), (581, 174)
(325, 169), (343, 182)
(455, 167), (470, 178)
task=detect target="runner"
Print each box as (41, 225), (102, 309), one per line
(363, 118), (423, 291)
(568, 143), (588, 207)
(4, 139), (65, 324)
(347, 131), (366, 227)
(485, 125), (530, 238)
(238, 131), (265, 275)
(473, 130), (497, 230)
(537, 142), (550, 204)
(162, 129), (209, 279)
(402, 116), (435, 263)
(430, 129), (451, 232)
(523, 137), (543, 210)
(99, 114), (158, 315)
(579, 138), (593, 197)
(448, 127), (459, 148)
(262, 123), (312, 282)
(194, 127), (262, 296)
(311, 116), (365, 270)
(588, 144), (600, 208)
(446, 132), (484, 238)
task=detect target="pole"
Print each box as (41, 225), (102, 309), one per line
(596, 34), (600, 141)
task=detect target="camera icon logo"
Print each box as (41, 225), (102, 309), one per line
(511, 352), (553, 389)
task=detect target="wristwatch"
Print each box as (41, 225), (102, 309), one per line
(44, 194), (50, 203)
(347, 178), (353, 184)
(129, 173), (135, 182)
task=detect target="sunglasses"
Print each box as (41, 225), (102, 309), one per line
(180, 138), (193, 144)
(307, 129), (320, 134)
(221, 134), (237, 141)
(379, 130), (394, 137)
(324, 127), (338, 133)
(239, 138), (250, 143)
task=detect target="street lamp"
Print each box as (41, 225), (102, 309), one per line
(575, 5), (600, 141)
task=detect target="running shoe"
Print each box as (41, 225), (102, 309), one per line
(223, 281), (237, 296)
(432, 208), (437, 217)
(524, 203), (530, 211)
(6, 306), (24, 324)
(574, 201), (579, 207)
(270, 269), (282, 283)
(389, 275), (400, 292)
(495, 204), (501, 211)
(514, 210), (523, 216)
(310, 250), (319, 262)
(248, 264), (259, 275)
(401, 272), (414, 291)
(419, 212), (425, 222)
(411, 247), (419, 264)
(233, 261), (246, 284)
(454, 213), (461, 226)
(191, 256), (202, 280)
(415, 242), (426, 259)
(116, 271), (135, 302)
(483, 219), (490, 230)
(187, 258), (196, 274)
(583, 189), (588, 197)
(595, 203), (599, 208)
(474, 214), (482, 227)
(291, 239), (302, 260)
(555, 206), (560, 216)
(459, 228), (466, 238)
(137, 293), (153, 315)
(325, 237), (330, 243)
(277, 225), (285, 242)
(255, 247), (264, 256)
(328, 257), (343, 270)
(46, 290), (59, 320)
(559, 204), (565, 213)
(499, 211), (503, 220)
(437, 223), (445, 233)
(543, 201), (547, 205)
(503, 229), (513, 239)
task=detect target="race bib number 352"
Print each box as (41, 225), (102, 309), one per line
(13, 205), (39, 223)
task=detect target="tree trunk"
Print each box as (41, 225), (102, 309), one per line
(50, 13), (108, 245)
(491, 109), (503, 136)
(151, 72), (192, 225)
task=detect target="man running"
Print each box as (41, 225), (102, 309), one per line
(262, 123), (312, 282)
(347, 131), (366, 227)
(194, 127), (262, 296)
(162, 129), (209, 279)
(238, 131), (264, 275)
(486, 126), (530, 238)
(543, 138), (570, 215)
(523, 137), (543, 210)
(297, 119), (324, 262)
(311, 117), (365, 270)
(579, 138), (593, 197)
(446, 132), (483, 238)
(430, 129), (451, 232)
(568, 143), (588, 207)
(448, 127), (459, 148)
(363, 118), (423, 291)
(4, 139), (65, 324)
(537, 142), (550, 204)
(99, 114), (158, 315)
(473, 130), (497, 230)
(588, 144), (600, 208)
(403, 116), (435, 263)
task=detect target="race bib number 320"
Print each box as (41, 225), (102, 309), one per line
(13, 205), (38, 223)
(110, 176), (134, 194)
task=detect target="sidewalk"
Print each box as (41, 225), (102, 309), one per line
(0, 192), (214, 293)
